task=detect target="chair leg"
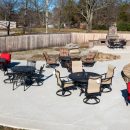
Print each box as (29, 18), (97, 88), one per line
(56, 89), (71, 97)
(79, 88), (85, 96)
(83, 95), (100, 105)
(101, 84), (112, 93)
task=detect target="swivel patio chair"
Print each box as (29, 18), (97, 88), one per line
(55, 69), (74, 96)
(59, 48), (71, 68)
(81, 51), (96, 67)
(43, 51), (59, 68)
(83, 76), (102, 105)
(101, 64), (116, 93)
(59, 48), (69, 59)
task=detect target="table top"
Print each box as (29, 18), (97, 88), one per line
(123, 63), (130, 78)
(69, 72), (101, 83)
(11, 66), (35, 74)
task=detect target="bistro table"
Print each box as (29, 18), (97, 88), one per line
(69, 72), (101, 95)
(11, 66), (36, 90)
(69, 72), (101, 83)
(11, 66), (35, 74)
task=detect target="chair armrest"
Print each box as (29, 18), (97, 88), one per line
(101, 76), (113, 81)
(62, 80), (74, 84)
(55, 57), (59, 62)
(61, 76), (72, 82)
(101, 73), (107, 78)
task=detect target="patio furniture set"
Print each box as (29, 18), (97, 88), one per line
(107, 39), (126, 49)
(106, 23), (127, 49)
(42, 48), (116, 105)
(55, 64), (116, 105)
(0, 55), (45, 91)
(0, 50), (116, 105)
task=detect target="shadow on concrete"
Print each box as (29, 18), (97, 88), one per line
(121, 89), (130, 106)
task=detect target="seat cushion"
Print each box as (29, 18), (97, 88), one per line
(0, 53), (11, 64)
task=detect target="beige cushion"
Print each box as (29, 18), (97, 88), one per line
(87, 77), (101, 93)
(72, 61), (82, 73)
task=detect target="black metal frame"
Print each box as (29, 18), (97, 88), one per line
(55, 69), (72, 97)
(83, 77), (102, 105)
(101, 73), (113, 93)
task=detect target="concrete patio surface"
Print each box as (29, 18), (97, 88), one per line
(0, 46), (130, 130)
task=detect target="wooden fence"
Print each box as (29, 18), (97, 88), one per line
(71, 33), (107, 44)
(0, 33), (71, 52)
(0, 32), (130, 52)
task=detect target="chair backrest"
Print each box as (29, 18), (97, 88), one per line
(43, 51), (49, 62)
(72, 60), (82, 73)
(59, 48), (69, 57)
(27, 60), (36, 68)
(55, 69), (62, 87)
(87, 76), (101, 94)
(106, 64), (116, 78)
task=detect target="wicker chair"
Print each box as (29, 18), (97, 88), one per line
(101, 65), (116, 93)
(43, 51), (59, 68)
(83, 76), (102, 105)
(82, 51), (96, 67)
(59, 48), (69, 59)
(55, 69), (74, 96)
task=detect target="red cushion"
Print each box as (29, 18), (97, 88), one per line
(0, 53), (11, 64)
(127, 82), (130, 100)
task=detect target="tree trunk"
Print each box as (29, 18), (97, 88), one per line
(7, 21), (10, 36)
(86, 12), (93, 33)
(45, 0), (48, 33)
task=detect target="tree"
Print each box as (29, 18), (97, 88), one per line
(63, 0), (79, 28)
(78, 0), (116, 32)
(0, 0), (18, 35)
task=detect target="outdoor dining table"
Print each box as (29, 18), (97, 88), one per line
(11, 66), (36, 89)
(69, 72), (101, 95)
(69, 72), (101, 84)
(11, 66), (35, 75)
(11, 66), (36, 82)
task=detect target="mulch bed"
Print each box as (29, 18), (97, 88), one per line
(95, 52), (120, 61)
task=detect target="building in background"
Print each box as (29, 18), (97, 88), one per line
(0, 21), (16, 29)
